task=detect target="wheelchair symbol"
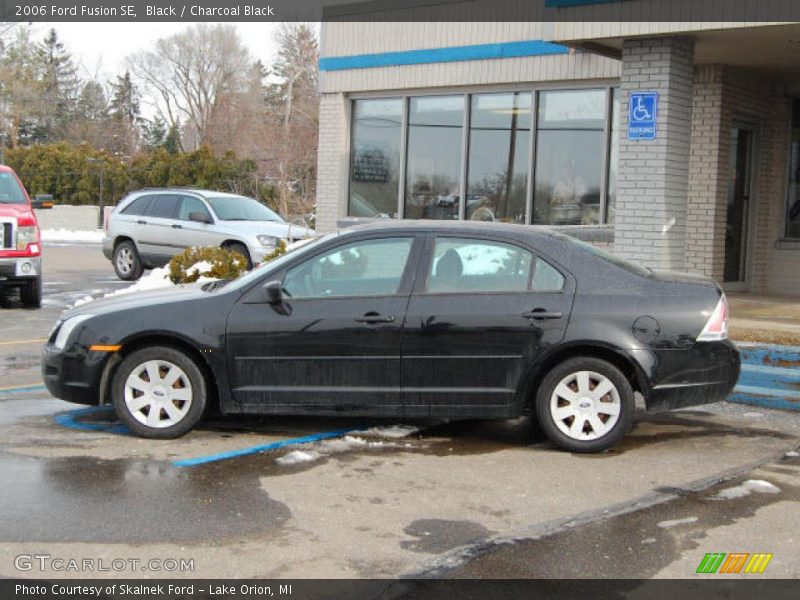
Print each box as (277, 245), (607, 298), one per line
(632, 97), (652, 121)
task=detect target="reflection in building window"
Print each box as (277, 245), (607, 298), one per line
(534, 89), (607, 225)
(467, 93), (531, 224)
(349, 99), (403, 218)
(606, 88), (620, 224)
(405, 96), (465, 220)
(787, 100), (800, 239)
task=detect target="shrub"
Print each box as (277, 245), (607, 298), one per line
(258, 239), (287, 266)
(169, 246), (247, 284)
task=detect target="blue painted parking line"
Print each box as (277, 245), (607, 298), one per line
(0, 384), (47, 396)
(54, 406), (130, 435)
(173, 428), (361, 467)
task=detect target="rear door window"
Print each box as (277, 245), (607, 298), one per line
(147, 194), (181, 219)
(427, 237), (533, 293)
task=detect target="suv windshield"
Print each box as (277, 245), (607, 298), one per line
(0, 172), (27, 204)
(207, 196), (284, 222)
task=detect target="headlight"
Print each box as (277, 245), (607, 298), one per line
(257, 235), (279, 248)
(17, 226), (37, 251)
(53, 314), (94, 350)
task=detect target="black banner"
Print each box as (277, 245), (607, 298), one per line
(3, 580), (800, 600)
(2, 0), (800, 22)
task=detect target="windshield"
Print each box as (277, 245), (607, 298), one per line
(207, 196), (284, 222)
(548, 230), (652, 277)
(0, 172), (27, 205)
(223, 233), (337, 292)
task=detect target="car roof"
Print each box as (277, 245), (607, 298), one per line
(131, 188), (244, 199)
(338, 219), (561, 243)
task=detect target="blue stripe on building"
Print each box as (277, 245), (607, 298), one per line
(319, 40), (569, 72)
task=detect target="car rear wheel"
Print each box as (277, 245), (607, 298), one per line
(535, 357), (633, 453)
(113, 240), (143, 281)
(224, 242), (252, 269)
(112, 346), (207, 439)
(20, 275), (42, 308)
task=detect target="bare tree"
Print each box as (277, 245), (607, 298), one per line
(128, 24), (251, 150)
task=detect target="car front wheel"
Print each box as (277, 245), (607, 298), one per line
(535, 357), (634, 453)
(20, 275), (42, 308)
(112, 346), (207, 439)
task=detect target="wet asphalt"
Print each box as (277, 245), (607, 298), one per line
(0, 244), (799, 579)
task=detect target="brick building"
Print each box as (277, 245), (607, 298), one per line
(315, 2), (800, 295)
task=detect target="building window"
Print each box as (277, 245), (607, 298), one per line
(348, 98), (403, 218)
(606, 88), (620, 224)
(466, 93), (532, 223)
(347, 87), (618, 226)
(533, 89), (607, 225)
(405, 96), (465, 220)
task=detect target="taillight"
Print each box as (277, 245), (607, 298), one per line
(697, 294), (729, 341)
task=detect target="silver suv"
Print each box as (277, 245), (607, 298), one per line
(102, 189), (313, 280)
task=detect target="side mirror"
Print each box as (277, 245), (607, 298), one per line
(188, 211), (212, 224)
(32, 194), (54, 209)
(263, 280), (284, 305)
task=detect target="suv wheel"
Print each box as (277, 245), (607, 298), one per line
(113, 240), (144, 281)
(224, 242), (252, 269)
(112, 346), (207, 439)
(535, 357), (634, 453)
(20, 275), (42, 308)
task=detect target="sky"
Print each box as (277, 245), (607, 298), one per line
(33, 22), (282, 81)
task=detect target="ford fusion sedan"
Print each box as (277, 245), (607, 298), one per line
(44, 221), (740, 452)
(102, 189), (313, 280)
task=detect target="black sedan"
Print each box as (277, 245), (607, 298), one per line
(42, 221), (740, 452)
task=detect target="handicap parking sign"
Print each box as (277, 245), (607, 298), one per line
(628, 91), (658, 140)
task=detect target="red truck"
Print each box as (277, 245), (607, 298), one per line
(0, 165), (51, 308)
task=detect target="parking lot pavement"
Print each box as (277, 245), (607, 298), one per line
(0, 244), (799, 580)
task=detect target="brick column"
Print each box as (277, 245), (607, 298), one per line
(315, 93), (348, 233)
(615, 37), (695, 271)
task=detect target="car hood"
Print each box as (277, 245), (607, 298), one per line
(62, 281), (228, 320)
(0, 203), (34, 222)
(213, 220), (313, 239)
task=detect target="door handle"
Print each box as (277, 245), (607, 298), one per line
(136, 220), (147, 225)
(171, 224), (183, 229)
(522, 309), (563, 320)
(355, 313), (396, 324)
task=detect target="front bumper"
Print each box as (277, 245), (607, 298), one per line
(645, 340), (741, 412)
(102, 237), (113, 260)
(0, 255), (40, 284)
(42, 343), (107, 406)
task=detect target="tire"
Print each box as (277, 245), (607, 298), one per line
(224, 242), (252, 269)
(112, 346), (207, 439)
(113, 240), (144, 281)
(20, 275), (42, 308)
(535, 357), (634, 453)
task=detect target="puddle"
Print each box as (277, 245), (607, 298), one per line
(0, 452), (291, 544)
(402, 519), (495, 554)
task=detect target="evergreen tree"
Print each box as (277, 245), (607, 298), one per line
(38, 29), (80, 142)
(140, 116), (167, 150)
(164, 120), (182, 154)
(109, 71), (140, 124)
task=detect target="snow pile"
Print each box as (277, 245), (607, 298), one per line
(360, 425), (420, 439)
(656, 516), (698, 529)
(786, 450), (799, 458)
(275, 433), (410, 467)
(42, 229), (104, 243)
(276, 450), (321, 466)
(187, 260), (214, 277)
(713, 479), (780, 500)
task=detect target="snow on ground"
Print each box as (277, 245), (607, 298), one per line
(786, 450), (799, 458)
(42, 229), (104, 243)
(713, 479), (781, 500)
(275, 433), (413, 467)
(656, 516), (698, 529)
(187, 261), (214, 277)
(360, 425), (420, 439)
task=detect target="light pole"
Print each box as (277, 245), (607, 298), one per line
(87, 157), (105, 229)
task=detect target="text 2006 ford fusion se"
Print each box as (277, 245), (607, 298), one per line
(42, 221), (740, 452)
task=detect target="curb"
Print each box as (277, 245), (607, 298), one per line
(730, 342), (800, 411)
